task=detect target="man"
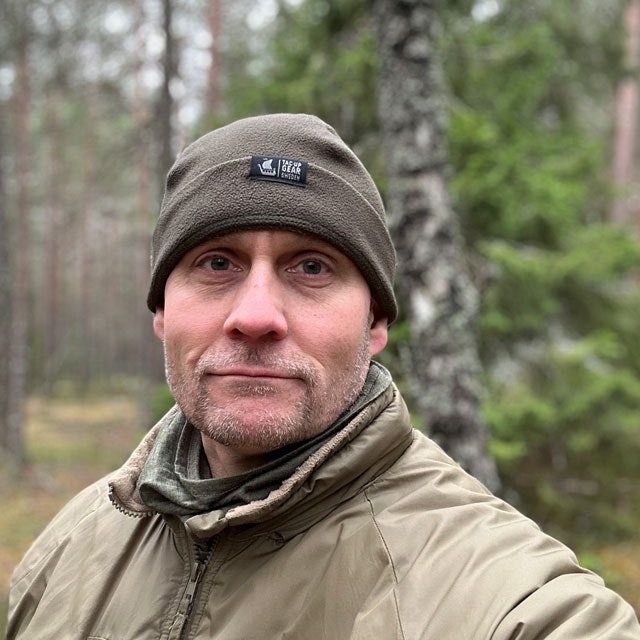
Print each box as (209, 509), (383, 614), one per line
(7, 114), (640, 639)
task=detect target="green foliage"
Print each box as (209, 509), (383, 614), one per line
(478, 225), (640, 344)
(486, 327), (640, 467)
(223, 0), (378, 150)
(440, 0), (640, 543)
(448, 108), (603, 247)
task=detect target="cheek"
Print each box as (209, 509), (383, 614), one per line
(162, 306), (225, 355)
(303, 301), (371, 362)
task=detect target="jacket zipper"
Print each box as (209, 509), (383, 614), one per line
(167, 538), (215, 640)
(108, 485), (155, 518)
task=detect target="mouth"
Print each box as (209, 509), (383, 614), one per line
(197, 353), (314, 386)
(208, 368), (299, 381)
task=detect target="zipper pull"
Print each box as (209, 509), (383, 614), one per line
(167, 560), (206, 640)
(184, 560), (205, 606)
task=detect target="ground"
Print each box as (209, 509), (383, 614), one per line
(0, 395), (147, 637)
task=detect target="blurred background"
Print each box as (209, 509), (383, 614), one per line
(1, 0), (639, 627)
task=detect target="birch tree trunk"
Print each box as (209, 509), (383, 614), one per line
(0, 100), (12, 458)
(373, 0), (499, 491)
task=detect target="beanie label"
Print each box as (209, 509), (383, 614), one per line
(249, 155), (308, 187)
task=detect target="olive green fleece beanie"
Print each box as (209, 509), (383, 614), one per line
(147, 113), (397, 322)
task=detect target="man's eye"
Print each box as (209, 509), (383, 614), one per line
(205, 256), (231, 271)
(299, 260), (324, 275)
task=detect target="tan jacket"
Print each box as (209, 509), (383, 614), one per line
(8, 385), (640, 639)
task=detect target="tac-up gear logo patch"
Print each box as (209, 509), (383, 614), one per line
(249, 155), (308, 187)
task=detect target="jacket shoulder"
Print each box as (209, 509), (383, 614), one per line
(364, 431), (640, 638)
(12, 477), (113, 580)
(8, 476), (118, 636)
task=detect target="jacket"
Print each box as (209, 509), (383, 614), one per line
(7, 384), (640, 639)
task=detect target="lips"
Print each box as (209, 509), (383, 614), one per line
(196, 350), (317, 387)
(208, 367), (298, 379)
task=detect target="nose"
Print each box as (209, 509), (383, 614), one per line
(223, 265), (288, 342)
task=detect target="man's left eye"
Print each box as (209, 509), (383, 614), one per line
(299, 260), (324, 275)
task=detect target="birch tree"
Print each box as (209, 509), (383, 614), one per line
(373, 0), (500, 490)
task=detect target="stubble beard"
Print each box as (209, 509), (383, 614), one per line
(163, 328), (372, 453)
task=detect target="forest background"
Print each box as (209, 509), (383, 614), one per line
(1, 0), (640, 626)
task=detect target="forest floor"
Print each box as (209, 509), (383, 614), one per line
(0, 395), (639, 637)
(0, 395), (147, 637)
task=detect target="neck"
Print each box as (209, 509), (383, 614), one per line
(200, 435), (281, 477)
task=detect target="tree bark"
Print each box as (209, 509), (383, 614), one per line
(43, 91), (64, 394)
(611, 0), (640, 229)
(157, 0), (178, 201)
(0, 97), (12, 456)
(206, 0), (223, 115)
(373, 0), (499, 491)
(133, 0), (165, 400)
(5, 30), (32, 465)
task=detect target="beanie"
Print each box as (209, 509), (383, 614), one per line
(147, 113), (397, 322)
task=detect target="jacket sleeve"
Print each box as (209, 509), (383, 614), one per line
(492, 572), (640, 639)
(7, 544), (61, 639)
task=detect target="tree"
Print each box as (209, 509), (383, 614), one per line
(3, 0), (34, 465)
(206, 0), (224, 115)
(441, 0), (640, 542)
(372, 0), (499, 490)
(611, 0), (640, 227)
(0, 0), (171, 410)
(157, 0), (179, 201)
(222, 0), (379, 147)
(0, 98), (12, 459)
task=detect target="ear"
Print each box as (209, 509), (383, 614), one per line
(368, 302), (388, 357)
(153, 308), (165, 341)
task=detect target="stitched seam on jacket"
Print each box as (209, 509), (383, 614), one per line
(364, 489), (406, 640)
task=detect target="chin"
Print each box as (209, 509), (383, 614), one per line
(195, 406), (314, 450)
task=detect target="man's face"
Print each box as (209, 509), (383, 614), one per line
(153, 229), (388, 470)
